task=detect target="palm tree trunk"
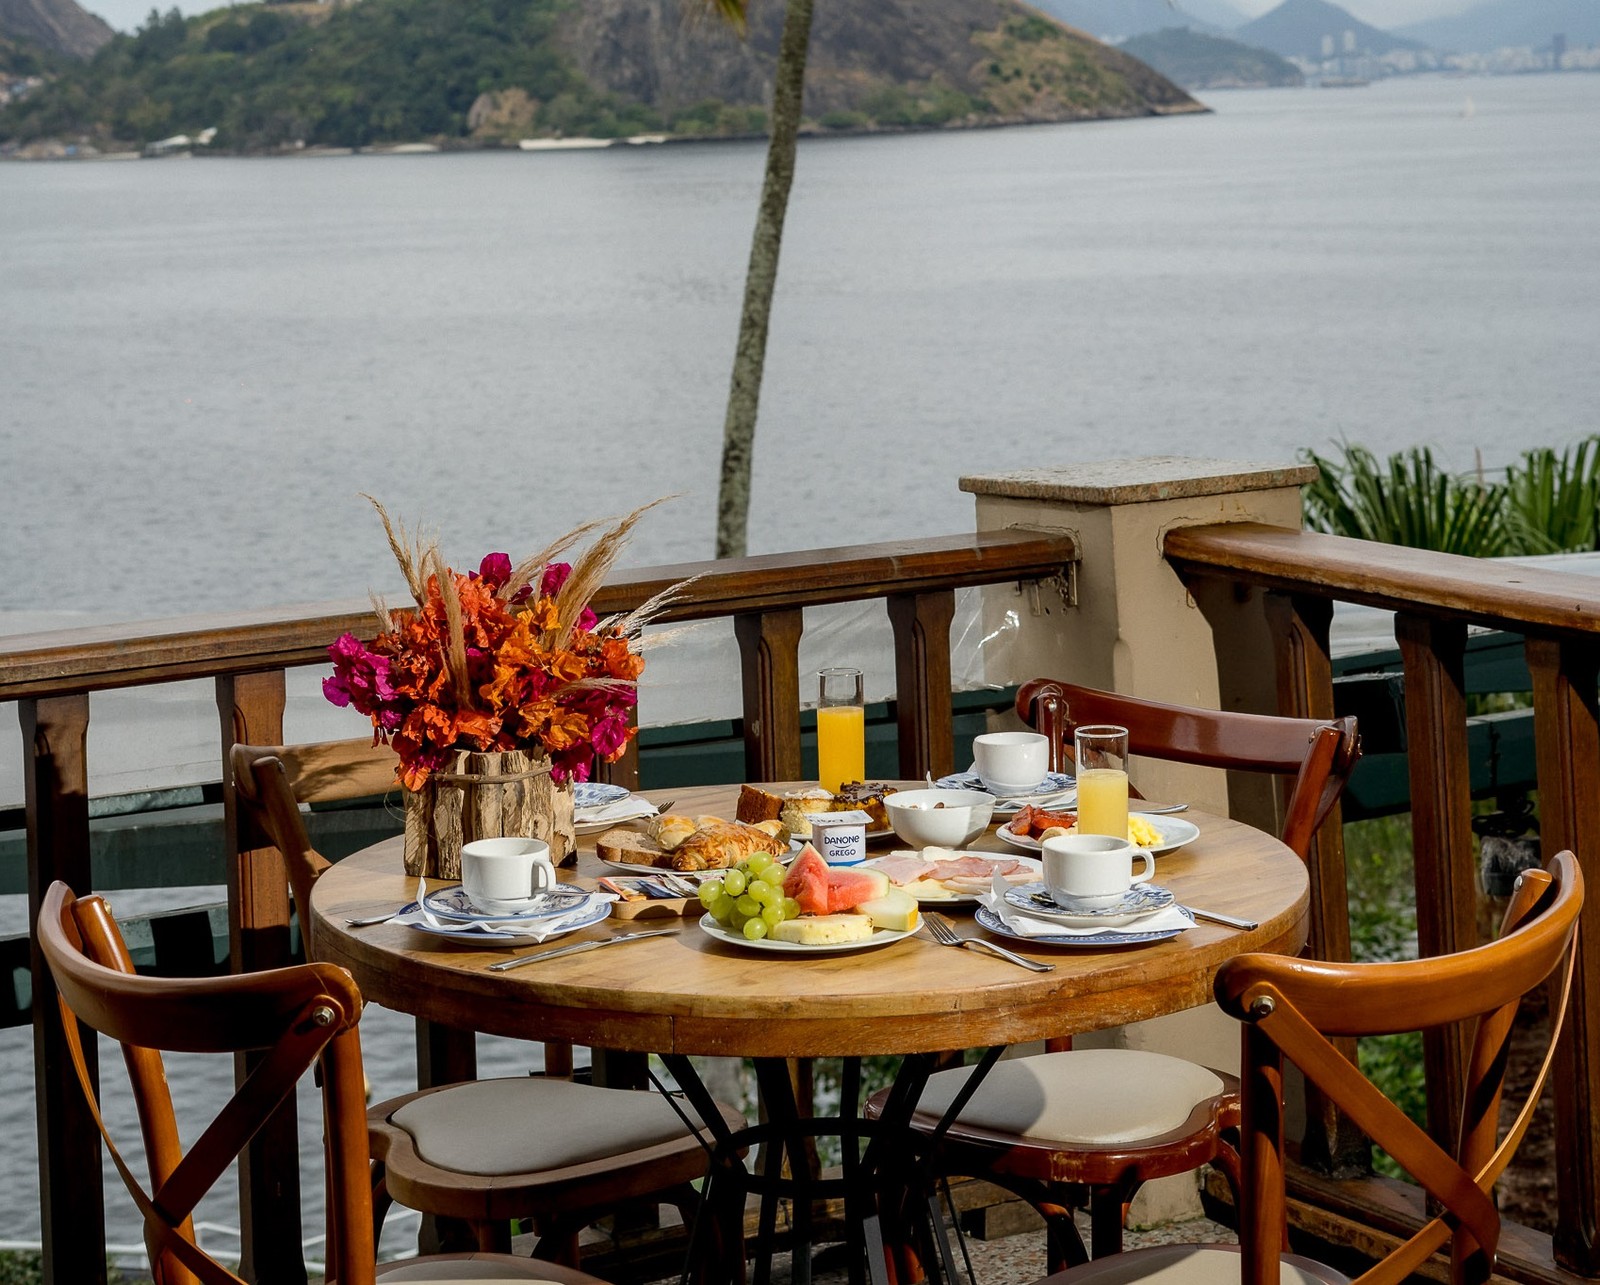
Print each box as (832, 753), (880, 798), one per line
(714, 0), (815, 560)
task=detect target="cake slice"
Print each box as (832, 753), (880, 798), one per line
(832, 781), (898, 831)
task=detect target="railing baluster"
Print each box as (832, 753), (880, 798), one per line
(217, 671), (307, 1285)
(735, 609), (804, 782)
(1395, 613), (1476, 1153)
(1267, 593), (1368, 1177)
(888, 590), (956, 780)
(23, 694), (106, 1285)
(1527, 635), (1600, 1276)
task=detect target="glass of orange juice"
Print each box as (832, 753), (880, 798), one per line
(1074, 724), (1129, 839)
(817, 667), (865, 793)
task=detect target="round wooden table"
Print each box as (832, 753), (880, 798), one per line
(311, 783), (1309, 1059)
(311, 784), (1308, 1283)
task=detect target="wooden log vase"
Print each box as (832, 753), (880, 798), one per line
(402, 748), (576, 878)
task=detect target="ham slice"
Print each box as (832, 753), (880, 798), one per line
(933, 855), (1027, 879)
(868, 855), (939, 886)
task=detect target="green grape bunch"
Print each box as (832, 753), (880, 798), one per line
(697, 853), (801, 941)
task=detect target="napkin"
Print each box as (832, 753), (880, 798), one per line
(397, 879), (617, 943)
(980, 875), (1192, 938)
(574, 796), (660, 826)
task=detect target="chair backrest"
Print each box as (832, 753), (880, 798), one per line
(37, 880), (379, 1285)
(231, 739), (398, 956)
(1015, 679), (1361, 859)
(1216, 850), (1583, 1285)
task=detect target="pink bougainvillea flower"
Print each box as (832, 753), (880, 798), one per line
(590, 714), (631, 758)
(540, 562), (573, 597)
(476, 552), (512, 589)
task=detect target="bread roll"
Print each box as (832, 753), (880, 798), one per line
(670, 821), (788, 872)
(651, 815), (698, 851)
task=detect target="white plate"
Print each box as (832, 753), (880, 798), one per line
(974, 903), (1193, 948)
(1005, 881), (1176, 928)
(422, 884), (597, 923)
(697, 914), (918, 954)
(996, 814), (1201, 856)
(405, 897), (613, 947)
(858, 852), (1043, 907)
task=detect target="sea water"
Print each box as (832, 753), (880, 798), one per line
(2, 71), (1599, 1260)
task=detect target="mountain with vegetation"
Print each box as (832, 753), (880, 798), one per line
(1236, 0), (1425, 61)
(0, 0), (110, 58)
(1397, 0), (1600, 54)
(1120, 28), (1304, 89)
(0, 0), (1200, 153)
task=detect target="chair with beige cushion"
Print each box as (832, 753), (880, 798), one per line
(36, 879), (613, 1285)
(1029, 850), (1582, 1285)
(231, 740), (744, 1268)
(867, 687), (1360, 1271)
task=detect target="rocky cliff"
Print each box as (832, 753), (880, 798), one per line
(0, 0), (111, 59)
(557, 0), (1199, 126)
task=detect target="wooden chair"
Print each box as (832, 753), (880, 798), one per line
(1029, 849), (1583, 1284)
(35, 879), (611, 1285)
(230, 741), (744, 1267)
(867, 687), (1361, 1271)
(1015, 679), (1361, 861)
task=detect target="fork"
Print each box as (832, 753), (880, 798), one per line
(345, 909), (406, 928)
(924, 911), (1053, 972)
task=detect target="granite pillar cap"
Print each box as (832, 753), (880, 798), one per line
(960, 456), (1318, 506)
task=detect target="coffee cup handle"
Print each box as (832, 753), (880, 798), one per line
(1130, 850), (1155, 886)
(530, 861), (557, 894)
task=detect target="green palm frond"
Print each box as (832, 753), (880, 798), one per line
(1303, 443), (1508, 557)
(1503, 438), (1600, 554)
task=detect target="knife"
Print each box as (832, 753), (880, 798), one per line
(1184, 906), (1258, 931)
(486, 928), (678, 972)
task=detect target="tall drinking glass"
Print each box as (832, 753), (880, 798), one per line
(1074, 725), (1129, 839)
(817, 668), (865, 793)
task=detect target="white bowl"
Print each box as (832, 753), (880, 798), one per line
(884, 788), (995, 849)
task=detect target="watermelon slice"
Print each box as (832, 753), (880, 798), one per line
(783, 845), (832, 916)
(824, 867), (892, 914)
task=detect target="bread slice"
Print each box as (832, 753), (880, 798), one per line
(772, 914), (874, 945)
(595, 829), (669, 868)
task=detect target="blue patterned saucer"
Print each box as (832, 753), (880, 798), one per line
(423, 884), (595, 923)
(1006, 881), (1175, 928)
(976, 903), (1192, 947)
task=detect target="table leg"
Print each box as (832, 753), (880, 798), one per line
(414, 1018), (478, 1254)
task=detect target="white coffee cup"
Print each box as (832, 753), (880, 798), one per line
(1040, 832), (1155, 909)
(972, 731), (1051, 796)
(460, 837), (556, 914)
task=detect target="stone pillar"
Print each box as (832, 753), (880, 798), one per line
(961, 456), (1316, 1227)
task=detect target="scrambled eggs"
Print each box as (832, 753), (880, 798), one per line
(1127, 815), (1163, 848)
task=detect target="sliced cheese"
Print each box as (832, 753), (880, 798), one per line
(772, 914), (875, 945)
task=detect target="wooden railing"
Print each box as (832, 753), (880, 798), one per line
(1166, 521), (1600, 1283)
(4, 529), (1075, 1285)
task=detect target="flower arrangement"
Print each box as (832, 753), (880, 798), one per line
(325, 498), (676, 793)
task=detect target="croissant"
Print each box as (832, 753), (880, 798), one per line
(670, 821), (789, 872)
